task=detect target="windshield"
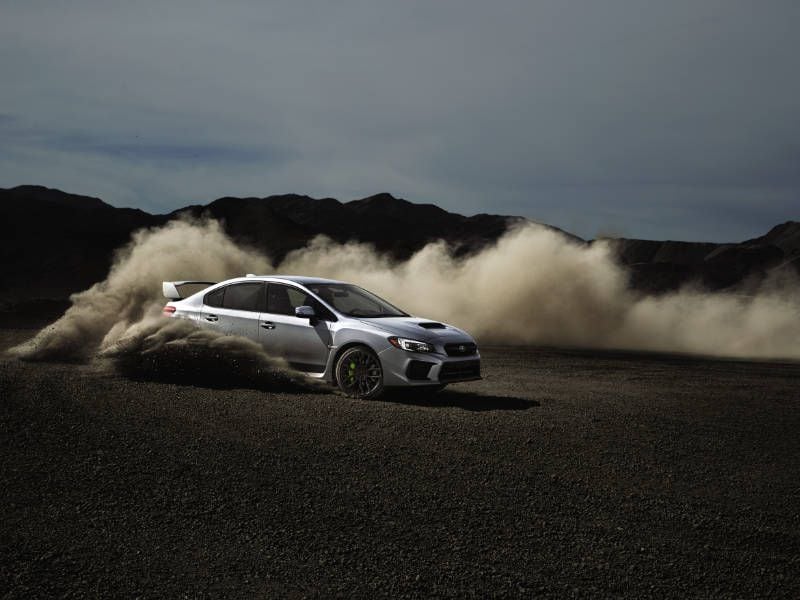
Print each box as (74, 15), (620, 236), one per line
(306, 283), (408, 318)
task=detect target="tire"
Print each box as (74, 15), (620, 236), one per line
(335, 346), (384, 399)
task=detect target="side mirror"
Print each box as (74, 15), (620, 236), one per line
(295, 305), (316, 319)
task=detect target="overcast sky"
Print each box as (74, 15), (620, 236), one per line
(1, 0), (798, 241)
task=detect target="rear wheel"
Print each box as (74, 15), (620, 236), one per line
(335, 346), (384, 399)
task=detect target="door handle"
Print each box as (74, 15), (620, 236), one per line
(205, 314), (219, 322)
(260, 321), (276, 330)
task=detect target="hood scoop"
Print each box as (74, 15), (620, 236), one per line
(418, 321), (446, 329)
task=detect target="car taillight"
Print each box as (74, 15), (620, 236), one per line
(162, 305), (177, 315)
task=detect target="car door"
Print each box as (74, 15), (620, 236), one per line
(201, 282), (265, 340)
(259, 283), (333, 372)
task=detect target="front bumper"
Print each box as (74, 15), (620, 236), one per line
(378, 346), (482, 386)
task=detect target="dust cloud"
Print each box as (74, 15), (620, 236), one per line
(9, 218), (800, 364)
(100, 317), (325, 391)
(280, 225), (800, 360)
(9, 218), (269, 362)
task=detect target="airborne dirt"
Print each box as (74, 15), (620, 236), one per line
(1, 330), (799, 598)
(10, 218), (800, 364)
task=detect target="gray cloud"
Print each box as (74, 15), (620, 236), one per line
(1, 0), (798, 238)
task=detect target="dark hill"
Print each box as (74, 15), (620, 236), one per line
(172, 192), (519, 260)
(1, 185), (797, 319)
(172, 196), (318, 262)
(603, 221), (800, 293)
(747, 221), (800, 253)
(0, 185), (161, 301)
(0, 186), (516, 309)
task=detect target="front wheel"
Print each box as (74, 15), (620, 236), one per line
(335, 346), (384, 399)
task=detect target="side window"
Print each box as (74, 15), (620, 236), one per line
(266, 283), (298, 316)
(221, 282), (265, 312)
(266, 284), (335, 320)
(204, 286), (225, 308)
(305, 296), (336, 321)
(286, 287), (307, 308)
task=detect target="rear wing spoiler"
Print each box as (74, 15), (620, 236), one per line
(162, 281), (216, 300)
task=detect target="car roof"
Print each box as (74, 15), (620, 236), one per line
(240, 274), (346, 286)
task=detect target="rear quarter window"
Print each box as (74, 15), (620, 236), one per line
(204, 286), (225, 308)
(222, 283), (265, 312)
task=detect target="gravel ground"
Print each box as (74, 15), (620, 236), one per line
(1, 329), (799, 598)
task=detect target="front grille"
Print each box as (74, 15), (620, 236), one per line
(444, 342), (477, 357)
(406, 360), (435, 380)
(439, 360), (481, 382)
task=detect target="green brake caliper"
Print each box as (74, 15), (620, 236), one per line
(348, 361), (357, 385)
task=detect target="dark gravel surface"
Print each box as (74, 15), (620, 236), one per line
(1, 329), (799, 598)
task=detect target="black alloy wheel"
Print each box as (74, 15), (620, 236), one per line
(336, 346), (384, 399)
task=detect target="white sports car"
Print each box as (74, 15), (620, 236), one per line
(162, 275), (481, 399)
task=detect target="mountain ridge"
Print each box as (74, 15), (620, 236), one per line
(1, 185), (798, 309)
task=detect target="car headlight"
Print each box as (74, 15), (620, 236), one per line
(388, 336), (435, 353)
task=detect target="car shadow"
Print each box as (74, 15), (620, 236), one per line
(108, 344), (540, 406)
(379, 388), (539, 411)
